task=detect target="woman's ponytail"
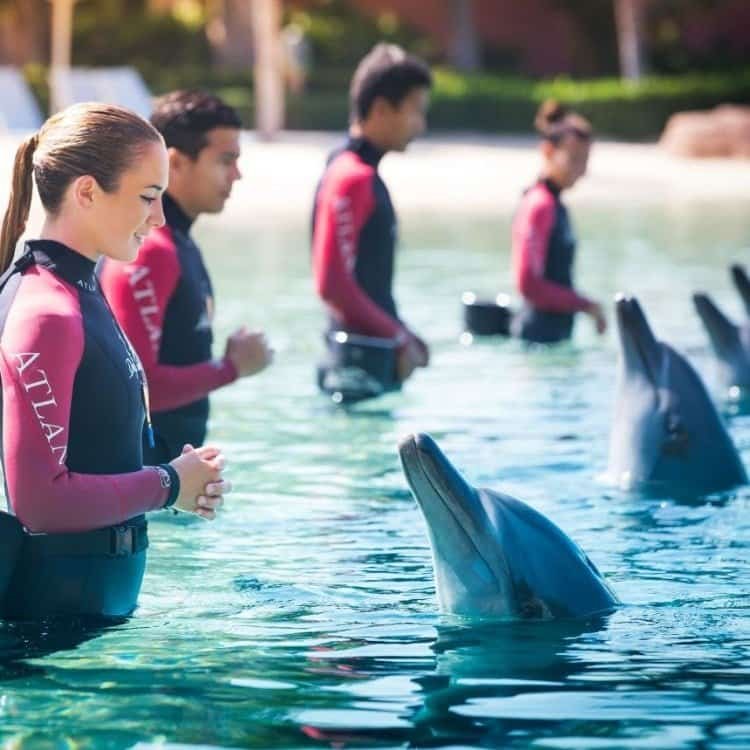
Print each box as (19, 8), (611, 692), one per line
(0, 133), (38, 274)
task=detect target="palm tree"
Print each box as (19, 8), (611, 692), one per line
(447, 0), (480, 72)
(614, 0), (646, 80)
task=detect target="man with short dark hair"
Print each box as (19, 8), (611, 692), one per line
(100, 90), (272, 463)
(312, 44), (432, 386)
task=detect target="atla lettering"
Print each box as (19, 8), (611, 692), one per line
(125, 356), (139, 379)
(334, 196), (356, 273)
(76, 278), (97, 293)
(13, 351), (67, 464)
(127, 265), (162, 354)
(195, 293), (213, 332)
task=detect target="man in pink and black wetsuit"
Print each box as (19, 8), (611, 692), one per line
(100, 91), (273, 463)
(312, 44), (432, 386)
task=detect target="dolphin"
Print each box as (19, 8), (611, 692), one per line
(398, 433), (619, 620)
(608, 295), (747, 494)
(731, 264), (750, 318)
(693, 292), (750, 391)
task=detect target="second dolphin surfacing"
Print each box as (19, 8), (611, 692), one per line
(608, 295), (747, 495)
(399, 433), (619, 620)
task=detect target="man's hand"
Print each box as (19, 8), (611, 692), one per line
(225, 326), (274, 377)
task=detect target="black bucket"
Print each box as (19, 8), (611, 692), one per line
(462, 292), (513, 336)
(317, 331), (400, 404)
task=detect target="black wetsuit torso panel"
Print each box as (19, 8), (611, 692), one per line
(25, 242), (147, 475)
(154, 195), (215, 452)
(513, 180), (579, 343)
(313, 137), (399, 328)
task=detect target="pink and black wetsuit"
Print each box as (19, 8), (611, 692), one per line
(312, 137), (413, 348)
(511, 179), (591, 343)
(99, 194), (237, 463)
(0, 241), (178, 620)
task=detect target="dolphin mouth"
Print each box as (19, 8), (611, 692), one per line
(614, 295), (662, 383)
(693, 292), (740, 356)
(398, 433), (497, 578)
(399, 434), (478, 513)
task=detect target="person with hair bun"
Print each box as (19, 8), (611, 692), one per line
(510, 100), (606, 343)
(0, 103), (230, 621)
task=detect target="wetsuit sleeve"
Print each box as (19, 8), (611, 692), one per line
(313, 170), (408, 344)
(0, 300), (176, 533)
(100, 239), (237, 412)
(0, 308), (171, 533)
(512, 192), (591, 313)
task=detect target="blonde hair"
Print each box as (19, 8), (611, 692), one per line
(0, 102), (162, 272)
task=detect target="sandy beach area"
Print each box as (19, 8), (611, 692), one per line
(0, 131), (748, 230)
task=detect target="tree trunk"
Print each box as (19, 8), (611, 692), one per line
(251, 0), (284, 139)
(49, 0), (77, 113)
(447, 0), (480, 72)
(207, 0), (254, 70)
(614, 0), (646, 80)
(0, 0), (49, 65)
(147, 0), (174, 12)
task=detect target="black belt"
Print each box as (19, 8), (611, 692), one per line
(24, 521), (149, 559)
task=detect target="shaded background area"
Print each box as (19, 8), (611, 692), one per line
(1, 0), (749, 138)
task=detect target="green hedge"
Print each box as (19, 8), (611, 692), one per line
(224, 67), (750, 139)
(427, 68), (750, 139)
(22, 65), (750, 140)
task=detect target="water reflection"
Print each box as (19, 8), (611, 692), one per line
(410, 618), (608, 744)
(0, 617), (123, 677)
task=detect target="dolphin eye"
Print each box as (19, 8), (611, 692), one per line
(663, 414), (689, 456)
(519, 596), (551, 620)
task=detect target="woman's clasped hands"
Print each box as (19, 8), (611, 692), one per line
(170, 444), (231, 520)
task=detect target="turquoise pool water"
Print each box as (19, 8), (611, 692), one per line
(1, 200), (749, 749)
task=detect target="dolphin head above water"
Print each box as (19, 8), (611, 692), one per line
(608, 295), (746, 494)
(399, 433), (619, 620)
(693, 292), (750, 390)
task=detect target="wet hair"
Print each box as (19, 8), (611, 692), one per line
(150, 90), (242, 159)
(535, 99), (592, 144)
(350, 43), (432, 122)
(0, 102), (162, 273)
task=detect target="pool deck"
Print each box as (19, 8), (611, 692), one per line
(1, 131), (749, 230)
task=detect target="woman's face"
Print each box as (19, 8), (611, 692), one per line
(93, 140), (169, 262)
(543, 116), (592, 189)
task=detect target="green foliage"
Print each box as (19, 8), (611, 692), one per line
(71, 0), (210, 69)
(285, 0), (435, 70)
(426, 68), (750, 139)
(222, 66), (750, 138)
(23, 56), (750, 140)
(23, 62), (49, 115)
